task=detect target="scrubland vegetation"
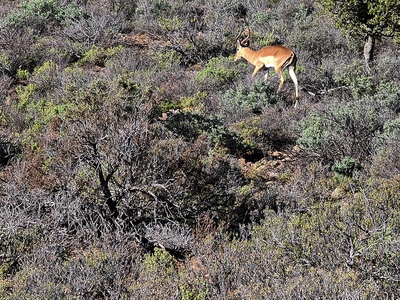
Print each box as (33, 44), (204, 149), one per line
(0, 0), (399, 298)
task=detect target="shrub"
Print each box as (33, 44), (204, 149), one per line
(373, 81), (400, 114)
(332, 156), (355, 178)
(1, 0), (400, 298)
(333, 60), (374, 99)
(298, 97), (391, 164)
(238, 106), (299, 152)
(61, 6), (124, 56)
(374, 50), (400, 83)
(144, 223), (194, 256)
(219, 80), (278, 121)
(371, 127), (400, 179)
(77, 45), (124, 67)
(153, 49), (182, 70)
(2, 0), (81, 33)
(0, 26), (39, 76)
(297, 112), (330, 150)
(143, 248), (176, 273)
(163, 112), (256, 157)
(195, 56), (240, 90)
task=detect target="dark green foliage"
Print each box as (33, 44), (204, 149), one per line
(2, 0), (82, 33)
(317, 0), (400, 39)
(220, 80), (278, 117)
(298, 94), (398, 164)
(163, 112), (259, 157)
(317, 0), (400, 71)
(195, 56), (240, 89)
(332, 156), (355, 177)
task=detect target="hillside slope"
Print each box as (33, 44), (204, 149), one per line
(0, 0), (399, 298)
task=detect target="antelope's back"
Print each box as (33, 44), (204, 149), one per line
(257, 45), (294, 68)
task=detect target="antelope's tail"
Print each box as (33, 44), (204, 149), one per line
(282, 52), (297, 71)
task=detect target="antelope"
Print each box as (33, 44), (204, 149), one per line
(234, 28), (299, 107)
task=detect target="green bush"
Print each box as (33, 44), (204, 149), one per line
(333, 60), (374, 99)
(78, 45), (124, 67)
(298, 97), (391, 164)
(195, 56), (240, 89)
(163, 112), (256, 156)
(373, 81), (400, 114)
(15, 60), (73, 134)
(2, 0), (81, 33)
(298, 112), (330, 150)
(219, 80), (278, 120)
(143, 248), (176, 273)
(153, 49), (182, 70)
(332, 156), (355, 178)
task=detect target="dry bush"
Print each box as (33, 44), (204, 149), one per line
(371, 135), (400, 180)
(62, 8), (125, 56)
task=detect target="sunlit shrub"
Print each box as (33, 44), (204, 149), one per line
(143, 248), (176, 273)
(333, 60), (374, 99)
(219, 80), (278, 121)
(179, 91), (207, 111)
(158, 16), (183, 32)
(195, 56), (240, 89)
(153, 49), (182, 70)
(298, 112), (329, 150)
(2, 0), (81, 33)
(298, 97), (391, 164)
(236, 117), (264, 148)
(78, 45), (124, 67)
(163, 112), (255, 156)
(1, 0), (400, 298)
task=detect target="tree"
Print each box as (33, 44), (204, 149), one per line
(317, 0), (400, 73)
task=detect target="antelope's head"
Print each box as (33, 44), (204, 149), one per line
(234, 28), (251, 61)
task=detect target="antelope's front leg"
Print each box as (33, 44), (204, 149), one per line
(251, 64), (264, 78)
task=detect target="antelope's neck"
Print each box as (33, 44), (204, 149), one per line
(242, 48), (259, 66)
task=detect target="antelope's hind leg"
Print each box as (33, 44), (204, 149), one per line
(264, 67), (270, 81)
(288, 66), (299, 99)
